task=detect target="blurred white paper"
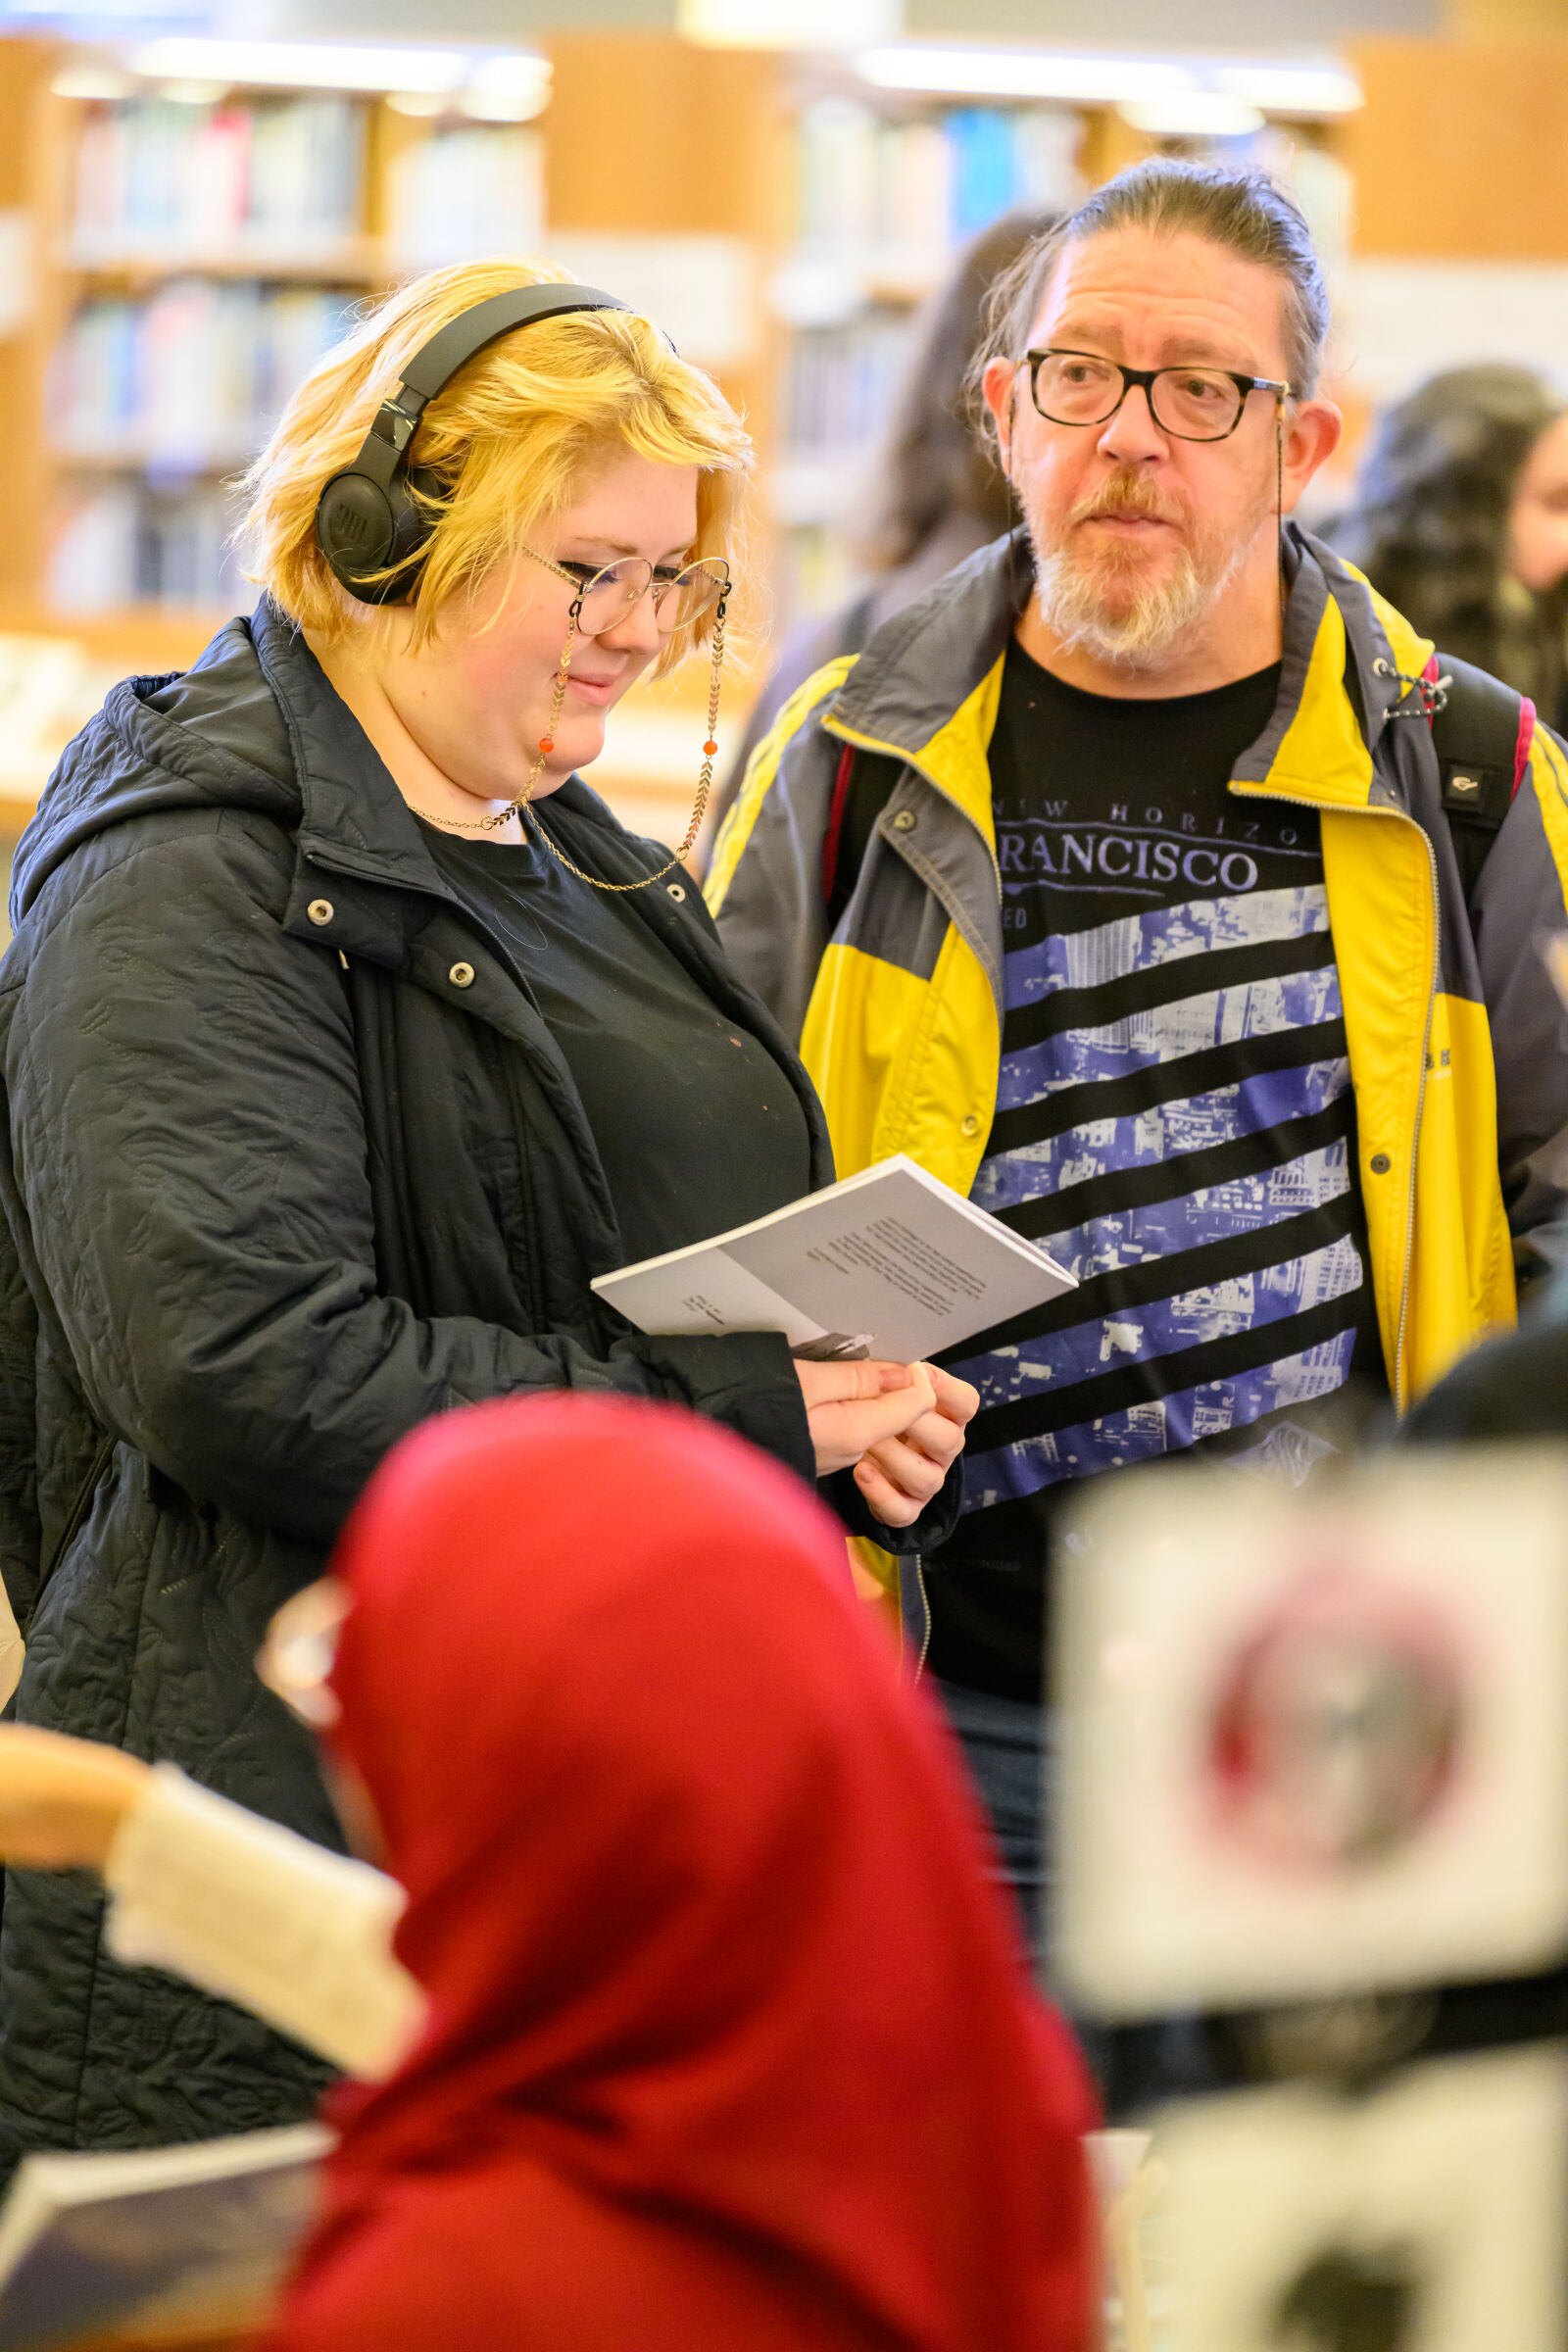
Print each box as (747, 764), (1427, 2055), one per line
(1057, 1450), (1568, 2016)
(1154, 2046), (1568, 2352)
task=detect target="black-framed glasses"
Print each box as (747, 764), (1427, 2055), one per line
(1024, 349), (1291, 442)
(522, 547), (730, 638)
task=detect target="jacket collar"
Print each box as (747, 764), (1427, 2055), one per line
(250, 598), (464, 900)
(1230, 533), (1437, 814)
(823, 532), (1024, 845)
(819, 523), (1438, 828)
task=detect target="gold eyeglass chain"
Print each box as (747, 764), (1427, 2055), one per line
(412, 588), (728, 895)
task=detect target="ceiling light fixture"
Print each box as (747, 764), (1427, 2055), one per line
(1119, 93), (1266, 138)
(856, 45), (1361, 120)
(50, 61), (134, 100)
(123, 38), (548, 99)
(460, 53), (553, 123)
(1213, 64), (1362, 116)
(682, 0), (900, 46)
(857, 48), (1195, 104)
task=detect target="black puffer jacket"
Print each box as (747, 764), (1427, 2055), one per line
(0, 602), (956, 2165)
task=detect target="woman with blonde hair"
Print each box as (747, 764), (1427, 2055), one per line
(0, 260), (973, 2168)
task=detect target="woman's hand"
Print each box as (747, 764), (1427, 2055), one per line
(854, 1363), (979, 1530)
(795, 1358), (978, 1530)
(0, 1725), (152, 1873)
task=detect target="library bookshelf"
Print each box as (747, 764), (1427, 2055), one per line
(4, 26), (1564, 850)
(0, 30), (1354, 640)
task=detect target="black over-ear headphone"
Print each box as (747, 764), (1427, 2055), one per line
(314, 283), (632, 606)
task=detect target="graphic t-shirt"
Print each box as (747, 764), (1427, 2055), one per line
(925, 641), (1386, 1700)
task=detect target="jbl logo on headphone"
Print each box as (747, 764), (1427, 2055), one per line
(334, 507), (376, 552)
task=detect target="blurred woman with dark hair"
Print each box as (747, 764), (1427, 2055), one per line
(710, 208), (1056, 836)
(1331, 364), (1568, 728)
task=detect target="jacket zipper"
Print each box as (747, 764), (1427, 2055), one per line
(27, 1430), (115, 1636)
(912, 1557), (932, 1679)
(1230, 785), (1441, 1410)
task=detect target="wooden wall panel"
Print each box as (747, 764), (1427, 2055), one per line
(1346, 38), (1568, 256)
(0, 40), (65, 606)
(543, 34), (784, 243)
(541, 33), (788, 510)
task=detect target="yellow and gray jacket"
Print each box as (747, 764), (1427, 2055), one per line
(709, 526), (1568, 1413)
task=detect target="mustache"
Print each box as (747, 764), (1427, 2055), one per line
(1069, 470), (1187, 529)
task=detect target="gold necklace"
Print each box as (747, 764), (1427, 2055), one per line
(410, 597), (727, 893)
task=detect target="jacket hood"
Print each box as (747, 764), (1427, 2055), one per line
(12, 612), (304, 925)
(11, 601), (655, 935)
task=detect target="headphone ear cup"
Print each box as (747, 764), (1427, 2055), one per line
(384, 465), (445, 583)
(314, 466), (443, 606)
(315, 470), (401, 602)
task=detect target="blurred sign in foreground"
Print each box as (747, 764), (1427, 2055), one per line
(1056, 1449), (1568, 2019)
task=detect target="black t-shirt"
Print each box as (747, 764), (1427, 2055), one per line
(419, 821), (813, 1267)
(925, 642), (1386, 1700)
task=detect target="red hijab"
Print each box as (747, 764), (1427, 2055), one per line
(268, 1395), (1098, 2352)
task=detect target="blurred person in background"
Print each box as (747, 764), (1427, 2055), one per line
(1332, 364), (1568, 732)
(711, 209), (1056, 838)
(709, 159), (1568, 1958)
(0, 1394), (1100, 2352)
(0, 258), (974, 2174)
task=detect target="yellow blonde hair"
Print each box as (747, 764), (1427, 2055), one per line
(241, 257), (751, 669)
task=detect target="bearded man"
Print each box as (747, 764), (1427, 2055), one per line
(708, 160), (1568, 1933)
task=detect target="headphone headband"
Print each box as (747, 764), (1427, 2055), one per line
(315, 282), (633, 605)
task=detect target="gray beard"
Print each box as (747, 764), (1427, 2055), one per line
(1030, 524), (1254, 674)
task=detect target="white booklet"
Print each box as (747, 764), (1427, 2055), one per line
(0, 2120), (328, 2349)
(592, 1152), (1075, 1363)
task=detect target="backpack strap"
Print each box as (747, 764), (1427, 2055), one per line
(1425, 652), (1534, 814)
(822, 744), (906, 928)
(1424, 653), (1535, 902)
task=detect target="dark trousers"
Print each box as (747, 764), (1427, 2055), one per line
(931, 1674), (1219, 2117)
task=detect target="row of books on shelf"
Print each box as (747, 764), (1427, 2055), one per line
(792, 98), (1084, 259)
(74, 95), (367, 262)
(49, 480), (250, 614)
(73, 96), (546, 274)
(782, 312), (915, 459)
(52, 282), (352, 467)
(387, 126), (545, 271)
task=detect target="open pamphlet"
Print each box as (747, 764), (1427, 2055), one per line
(0, 2120), (328, 2350)
(592, 1152), (1076, 1363)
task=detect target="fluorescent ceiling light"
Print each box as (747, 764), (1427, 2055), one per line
(682, 0), (899, 47)
(857, 45), (1361, 120)
(126, 39), (477, 94)
(1120, 93), (1264, 138)
(1212, 63), (1362, 117)
(858, 47), (1194, 103)
(51, 62), (134, 98)
(461, 53), (553, 122)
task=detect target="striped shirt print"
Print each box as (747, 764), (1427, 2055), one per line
(956, 878), (1368, 1516)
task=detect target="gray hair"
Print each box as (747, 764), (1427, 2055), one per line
(970, 157), (1331, 457)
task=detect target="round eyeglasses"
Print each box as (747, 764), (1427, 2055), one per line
(1024, 349), (1291, 443)
(523, 549), (731, 638)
